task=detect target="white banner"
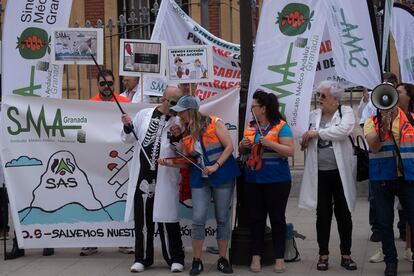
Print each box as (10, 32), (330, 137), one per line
(0, 89), (239, 248)
(391, 4), (414, 83)
(323, 0), (381, 89)
(314, 25), (355, 89)
(247, 0), (326, 136)
(2, 1), (73, 98)
(148, 0), (241, 99)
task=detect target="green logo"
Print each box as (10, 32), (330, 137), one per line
(16, 27), (51, 59)
(7, 105), (83, 138)
(13, 66), (42, 97)
(262, 42), (296, 116)
(276, 3), (314, 36)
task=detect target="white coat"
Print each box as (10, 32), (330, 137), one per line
(122, 107), (181, 223)
(298, 105), (357, 212)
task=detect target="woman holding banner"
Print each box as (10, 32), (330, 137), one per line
(239, 90), (294, 273)
(299, 80), (357, 271)
(159, 95), (240, 275)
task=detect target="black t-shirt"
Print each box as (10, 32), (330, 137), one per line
(136, 108), (169, 197)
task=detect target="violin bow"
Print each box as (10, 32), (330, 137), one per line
(90, 54), (153, 169)
(174, 149), (204, 172)
(251, 107), (264, 136)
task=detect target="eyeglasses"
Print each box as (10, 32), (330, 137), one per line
(99, 80), (114, 87)
(316, 92), (327, 99)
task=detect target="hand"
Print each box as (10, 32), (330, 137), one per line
(203, 164), (219, 175)
(301, 130), (319, 146)
(121, 114), (132, 126)
(240, 137), (252, 149)
(170, 124), (183, 137)
(258, 136), (273, 147)
(157, 158), (172, 166)
(362, 88), (369, 103)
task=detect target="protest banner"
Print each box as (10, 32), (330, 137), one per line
(391, 3), (414, 83)
(2, 0), (73, 98)
(247, 0), (326, 136)
(1, 88), (239, 248)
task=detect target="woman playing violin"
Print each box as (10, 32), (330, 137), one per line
(239, 90), (294, 273)
(159, 95), (240, 275)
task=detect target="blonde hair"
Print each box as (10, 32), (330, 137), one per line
(186, 109), (206, 138)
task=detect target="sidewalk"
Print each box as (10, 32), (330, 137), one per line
(0, 198), (411, 276)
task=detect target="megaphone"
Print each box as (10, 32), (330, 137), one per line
(371, 83), (399, 110)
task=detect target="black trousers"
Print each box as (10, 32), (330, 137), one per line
(134, 189), (184, 266)
(246, 181), (291, 259)
(316, 170), (352, 256)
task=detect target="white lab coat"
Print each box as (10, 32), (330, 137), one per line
(299, 105), (357, 212)
(122, 107), (181, 222)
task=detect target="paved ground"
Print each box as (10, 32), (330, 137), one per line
(0, 197), (412, 276)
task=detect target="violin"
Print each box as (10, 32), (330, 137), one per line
(246, 108), (265, 171)
(246, 143), (264, 171)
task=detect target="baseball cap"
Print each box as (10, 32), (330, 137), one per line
(170, 95), (200, 112)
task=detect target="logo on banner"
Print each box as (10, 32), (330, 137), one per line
(405, 57), (414, 81)
(6, 105), (86, 140)
(46, 158), (77, 189)
(338, 8), (368, 67)
(16, 27), (51, 59)
(276, 3), (314, 36)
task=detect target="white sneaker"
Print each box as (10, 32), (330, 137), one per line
(118, 247), (134, 254)
(369, 248), (384, 263)
(404, 248), (413, 262)
(130, 262), (145, 273)
(171, 262), (184, 273)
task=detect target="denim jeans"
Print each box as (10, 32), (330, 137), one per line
(371, 178), (414, 263)
(191, 179), (235, 241)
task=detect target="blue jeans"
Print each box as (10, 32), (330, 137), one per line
(371, 178), (414, 263)
(368, 181), (379, 233)
(191, 179), (235, 241)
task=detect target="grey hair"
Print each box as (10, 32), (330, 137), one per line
(316, 80), (345, 101)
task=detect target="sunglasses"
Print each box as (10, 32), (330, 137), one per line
(161, 97), (177, 106)
(99, 80), (114, 87)
(316, 92), (327, 99)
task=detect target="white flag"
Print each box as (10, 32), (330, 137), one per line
(2, 1), (73, 98)
(247, 0), (326, 136)
(324, 0), (381, 89)
(391, 4), (414, 83)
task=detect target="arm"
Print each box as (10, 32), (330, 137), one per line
(238, 136), (252, 154)
(204, 120), (234, 175)
(259, 124), (295, 157)
(318, 106), (355, 142)
(120, 113), (139, 144)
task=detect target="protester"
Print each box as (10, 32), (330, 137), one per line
(396, 83), (414, 263)
(238, 90), (294, 273)
(299, 80), (357, 271)
(160, 95), (240, 275)
(364, 83), (414, 275)
(121, 76), (150, 103)
(121, 86), (185, 273)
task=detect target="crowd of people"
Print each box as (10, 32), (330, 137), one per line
(2, 69), (414, 276)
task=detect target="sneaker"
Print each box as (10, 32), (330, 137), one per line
(118, 247), (134, 254)
(171, 262), (184, 273)
(217, 257), (233, 274)
(42, 248), (55, 256)
(370, 231), (381, 242)
(369, 248), (384, 263)
(404, 248), (413, 262)
(189, 258), (203, 275)
(80, 247), (98, 256)
(130, 262), (144, 273)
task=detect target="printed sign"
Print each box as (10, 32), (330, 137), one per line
(50, 28), (103, 65)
